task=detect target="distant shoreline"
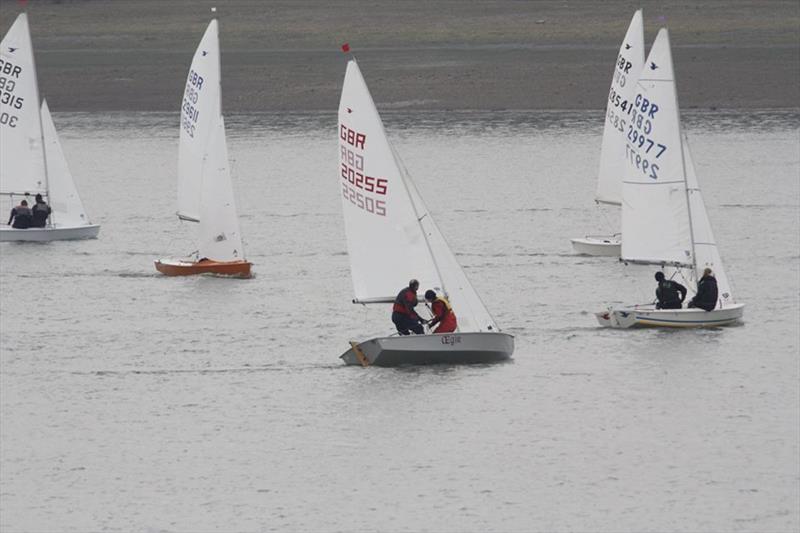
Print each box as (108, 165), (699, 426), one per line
(2, 0), (798, 112)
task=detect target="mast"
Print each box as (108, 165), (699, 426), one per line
(668, 32), (697, 279)
(391, 144), (448, 298)
(28, 14), (53, 225)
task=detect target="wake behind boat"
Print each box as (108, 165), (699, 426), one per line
(0, 14), (100, 242)
(571, 10), (644, 256)
(154, 18), (251, 278)
(337, 53), (513, 366)
(596, 29), (744, 329)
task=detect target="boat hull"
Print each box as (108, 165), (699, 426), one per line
(595, 303), (745, 328)
(571, 235), (621, 256)
(154, 258), (252, 278)
(0, 224), (100, 242)
(340, 332), (514, 367)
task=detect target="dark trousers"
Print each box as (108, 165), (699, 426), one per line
(392, 312), (423, 335)
(656, 301), (682, 310)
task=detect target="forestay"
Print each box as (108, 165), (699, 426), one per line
(621, 29), (693, 268)
(338, 59), (440, 302)
(177, 19), (221, 223)
(596, 9), (644, 205)
(41, 100), (91, 227)
(0, 13), (46, 196)
(197, 117), (243, 261)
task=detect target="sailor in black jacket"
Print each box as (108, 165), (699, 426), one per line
(689, 268), (719, 311)
(655, 271), (687, 310)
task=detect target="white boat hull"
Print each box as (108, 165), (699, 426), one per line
(340, 332), (514, 367)
(570, 235), (621, 256)
(0, 224), (100, 242)
(595, 303), (745, 328)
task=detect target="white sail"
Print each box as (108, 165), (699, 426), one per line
(396, 150), (498, 332)
(621, 29), (693, 267)
(0, 13), (47, 196)
(683, 138), (735, 304)
(596, 9), (645, 205)
(338, 59), (441, 303)
(41, 100), (91, 227)
(197, 116), (243, 261)
(176, 19), (221, 222)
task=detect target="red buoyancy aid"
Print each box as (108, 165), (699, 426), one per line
(431, 297), (457, 332)
(392, 287), (418, 316)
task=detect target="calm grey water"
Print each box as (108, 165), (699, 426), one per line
(1, 110), (798, 532)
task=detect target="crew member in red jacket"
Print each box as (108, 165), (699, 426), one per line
(391, 279), (425, 335)
(424, 289), (457, 333)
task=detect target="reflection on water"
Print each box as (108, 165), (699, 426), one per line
(0, 110), (798, 532)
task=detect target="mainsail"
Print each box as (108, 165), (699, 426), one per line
(620, 29), (693, 268)
(338, 59), (498, 332)
(338, 59), (440, 302)
(197, 116), (243, 261)
(0, 13), (47, 196)
(596, 9), (645, 205)
(177, 19), (221, 223)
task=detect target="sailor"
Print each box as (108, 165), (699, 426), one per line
(7, 199), (32, 229)
(392, 279), (425, 335)
(424, 289), (458, 333)
(654, 271), (687, 310)
(30, 194), (51, 228)
(688, 268), (718, 311)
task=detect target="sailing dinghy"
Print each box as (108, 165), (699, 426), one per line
(596, 29), (744, 328)
(337, 57), (514, 366)
(154, 19), (250, 278)
(571, 10), (644, 256)
(0, 14), (100, 242)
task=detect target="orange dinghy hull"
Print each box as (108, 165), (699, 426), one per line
(154, 258), (252, 278)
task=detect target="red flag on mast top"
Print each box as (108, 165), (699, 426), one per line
(341, 43), (350, 53)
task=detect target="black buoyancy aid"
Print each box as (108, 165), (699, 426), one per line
(658, 280), (681, 303)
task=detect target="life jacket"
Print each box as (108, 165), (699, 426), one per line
(31, 202), (50, 227)
(392, 287), (418, 316)
(11, 206), (32, 229)
(432, 296), (453, 320)
(658, 280), (681, 304)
